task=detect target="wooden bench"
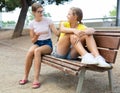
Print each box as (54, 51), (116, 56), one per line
(41, 30), (120, 93)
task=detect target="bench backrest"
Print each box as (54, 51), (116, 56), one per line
(94, 30), (120, 63)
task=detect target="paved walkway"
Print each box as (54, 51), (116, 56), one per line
(0, 33), (120, 93)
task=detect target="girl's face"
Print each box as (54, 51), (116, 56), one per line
(67, 10), (77, 22)
(33, 7), (44, 19)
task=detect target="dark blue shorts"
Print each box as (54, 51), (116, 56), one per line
(34, 39), (53, 49)
(51, 46), (78, 60)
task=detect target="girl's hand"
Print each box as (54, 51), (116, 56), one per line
(73, 30), (86, 37)
(35, 32), (40, 36)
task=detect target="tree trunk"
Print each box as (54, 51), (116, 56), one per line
(12, 0), (29, 38)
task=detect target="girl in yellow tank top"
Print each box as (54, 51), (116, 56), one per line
(59, 21), (87, 38)
(54, 7), (111, 68)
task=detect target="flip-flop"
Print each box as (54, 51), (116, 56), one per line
(19, 80), (28, 85)
(32, 82), (41, 89)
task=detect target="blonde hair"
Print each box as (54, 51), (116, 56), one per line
(70, 7), (83, 24)
(31, 3), (43, 12)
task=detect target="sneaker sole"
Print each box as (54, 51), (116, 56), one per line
(81, 61), (98, 65)
(97, 64), (112, 68)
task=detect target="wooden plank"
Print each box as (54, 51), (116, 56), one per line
(94, 36), (120, 49)
(94, 32), (120, 37)
(85, 65), (113, 72)
(42, 57), (80, 71)
(43, 55), (86, 67)
(94, 30), (120, 37)
(42, 59), (79, 76)
(95, 30), (120, 33)
(98, 49), (117, 63)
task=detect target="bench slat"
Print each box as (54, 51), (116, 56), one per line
(44, 55), (85, 67)
(94, 32), (120, 37)
(98, 49), (117, 63)
(94, 36), (120, 49)
(42, 59), (80, 75)
(94, 30), (120, 37)
(85, 65), (113, 72)
(42, 57), (80, 71)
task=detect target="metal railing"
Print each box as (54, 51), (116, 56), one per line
(0, 16), (118, 29)
(83, 16), (116, 27)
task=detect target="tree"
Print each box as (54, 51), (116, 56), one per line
(0, 0), (72, 38)
(12, 0), (30, 38)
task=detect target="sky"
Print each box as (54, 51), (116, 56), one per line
(1, 0), (117, 22)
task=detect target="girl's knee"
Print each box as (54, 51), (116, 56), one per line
(34, 48), (41, 55)
(27, 49), (34, 55)
(70, 35), (80, 45)
(26, 50), (34, 58)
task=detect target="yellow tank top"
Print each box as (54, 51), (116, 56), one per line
(59, 21), (87, 38)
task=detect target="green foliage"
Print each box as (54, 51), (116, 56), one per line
(44, 12), (51, 17)
(2, 21), (16, 27)
(28, 9), (34, 21)
(109, 6), (116, 16)
(48, 0), (71, 5)
(0, 0), (5, 11)
(5, 0), (20, 11)
(0, 0), (72, 12)
(0, 0), (21, 11)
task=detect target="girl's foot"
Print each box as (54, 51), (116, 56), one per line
(19, 79), (28, 85)
(81, 53), (98, 65)
(95, 55), (112, 68)
(32, 82), (41, 89)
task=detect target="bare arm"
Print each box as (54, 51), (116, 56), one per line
(59, 22), (76, 34)
(50, 23), (60, 37)
(59, 22), (95, 37)
(29, 29), (39, 43)
(84, 27), (95, 35)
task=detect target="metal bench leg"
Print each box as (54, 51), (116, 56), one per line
(108, 70), (113, 92)
(76, 68), (86, 93)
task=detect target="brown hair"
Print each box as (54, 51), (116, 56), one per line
(31, 3), (43, 12)
(70, 7), (83, 24)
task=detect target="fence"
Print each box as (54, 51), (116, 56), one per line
(0, 17), (118, 29)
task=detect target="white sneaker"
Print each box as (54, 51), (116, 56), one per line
(95, 56), (112, 68)
(81, 53), (98, 65)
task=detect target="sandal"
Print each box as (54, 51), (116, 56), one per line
(32, 82), (41, 89)
(19, 80), (28, 85)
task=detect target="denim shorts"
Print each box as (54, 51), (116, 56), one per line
(51, 46), (76, 60)
(34, 39), (53, 49)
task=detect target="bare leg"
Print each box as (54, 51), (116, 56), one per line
(70, 34), (98, 65)
(70, 34), (111, 67)
(85, 35), (111, 67)
(70, 34), (88, 56)
(56, 34), (71, 56)
(33, 45), (52, 83)
(22, 45), (38, 80)
(85, 35), (99, 57)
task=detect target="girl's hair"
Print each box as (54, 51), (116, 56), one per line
(70, 7), (83, 24)
(31, 3), (43, 12)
